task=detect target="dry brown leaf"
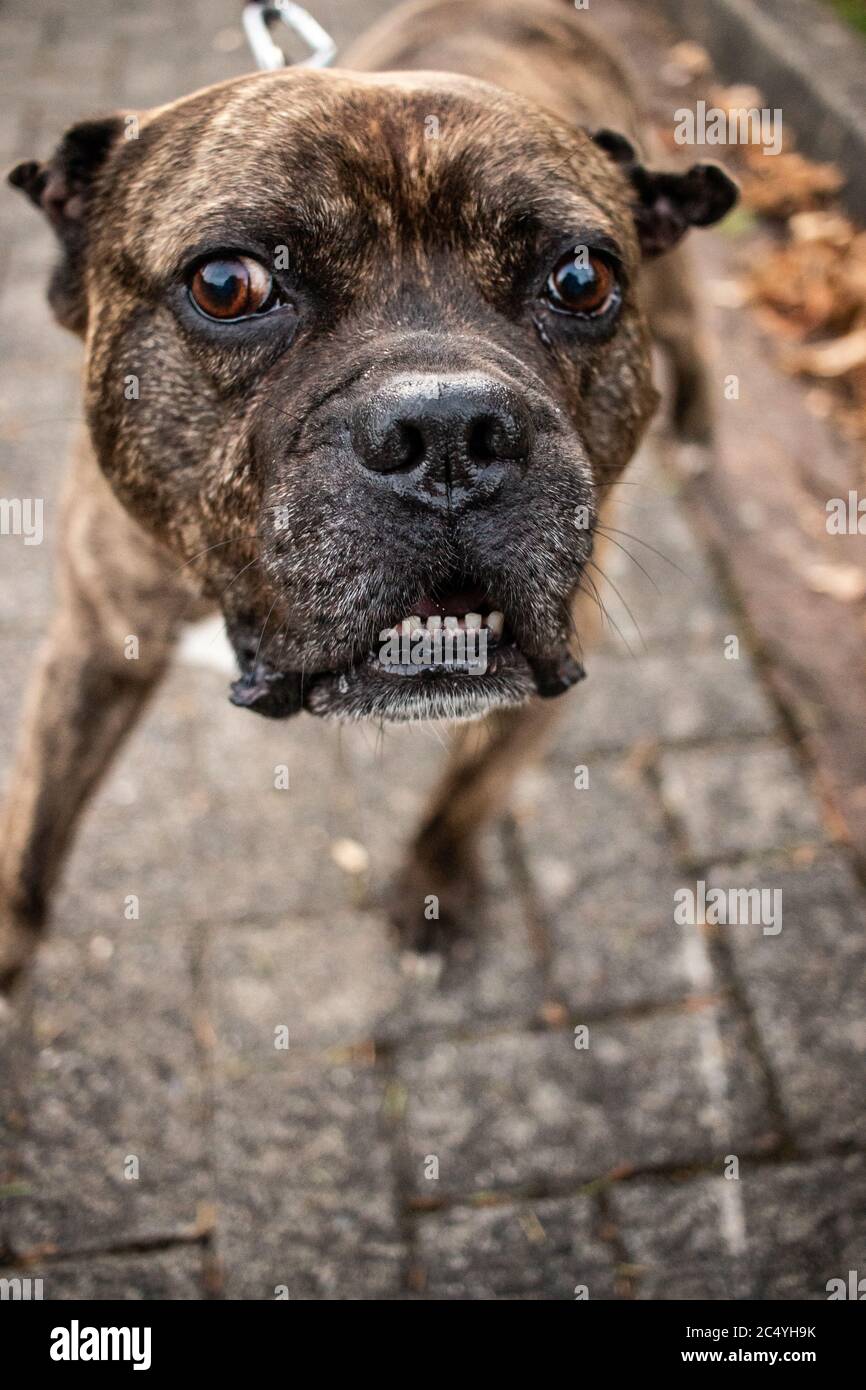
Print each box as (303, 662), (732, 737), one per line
(748, 241), (866, 337)
(785, 328), (866, 378)
(741, 151), (844, 219)
(804, 562), (866, 602)
(709, 83), (765, 114)
(670, 40), (712, 76)
(788, 210), (855, 247)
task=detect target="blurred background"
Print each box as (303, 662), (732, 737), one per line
(0, 0), (864, 1299)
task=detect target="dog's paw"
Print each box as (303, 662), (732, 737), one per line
(387, 855), (484, 971)
(0, 904), (36, 999)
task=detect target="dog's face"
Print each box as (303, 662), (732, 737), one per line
(10, 68), (735, 722)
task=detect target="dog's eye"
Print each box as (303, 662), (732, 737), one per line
(545, 248), (619, 317)
(188, 255), (276, 320)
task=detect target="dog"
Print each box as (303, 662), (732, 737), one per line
(0, 0), (735, 987)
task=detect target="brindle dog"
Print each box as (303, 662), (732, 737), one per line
(0, 0), (735, 985)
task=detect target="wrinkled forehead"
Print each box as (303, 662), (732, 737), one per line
(99, 68), (636, 279)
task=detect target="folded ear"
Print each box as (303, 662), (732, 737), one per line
(8, 116), (124, 332)
(591, 128), (738, 258)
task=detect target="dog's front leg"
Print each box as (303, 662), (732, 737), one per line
(0, 450), (198, 991)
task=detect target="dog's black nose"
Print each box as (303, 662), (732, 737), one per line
(351, 373), (532, 507)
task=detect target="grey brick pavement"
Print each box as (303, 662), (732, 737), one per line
(0, 0), (864, 1300)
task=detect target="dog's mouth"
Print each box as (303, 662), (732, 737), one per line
(311, 584), (530, 722)
(229, 581), (585, 724)
(377, 585), (509, 674)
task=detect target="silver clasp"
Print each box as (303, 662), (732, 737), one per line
(242, 2), (337, 71)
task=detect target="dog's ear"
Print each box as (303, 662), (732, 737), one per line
(8, 116), (124, 333)
(591, 128), (738, 258)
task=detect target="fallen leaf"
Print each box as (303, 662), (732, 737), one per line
(329, 837), (369, 874)
(668, 39), (712, 77)
(804, 562), (866, 602)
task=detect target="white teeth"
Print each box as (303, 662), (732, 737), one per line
(390, 610), (505, 641)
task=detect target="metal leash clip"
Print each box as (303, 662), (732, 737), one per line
(242, 1), (337, 71)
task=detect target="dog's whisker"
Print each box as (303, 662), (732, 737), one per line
(217, 556), (261, 604)
(594, 529), (661, 594)
(257, 399), (305, 429)
(576, 571), (612, 638)
(577, 571), (612, 638)
(174, 535), (261, 576)
(586, 559), (645, 656)
(564, 602), (587, 665)
(576, 570), (639, 657)
(253, 595), (281, 667)
(596, 524), (691, 579)
(582, 581), (636, 658)
(605, 479), (666, 495)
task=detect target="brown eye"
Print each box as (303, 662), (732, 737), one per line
(545, 248), (619, 317)
(189, 255), (276, 320)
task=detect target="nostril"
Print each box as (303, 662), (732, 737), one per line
(467, 415), (498, 463)
(467, 408), (530, 464)
(394, 420), (425, 471)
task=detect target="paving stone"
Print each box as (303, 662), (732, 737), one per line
(414, 1195), (616, 1300)
(713, 855), (866, 1151)
(0, 244), (78, 366)
(44, 663), (351, 930)
(529, 756), (671, 887)
(0, 1245), (203, 1300)
(0, 356), (80, 632)
(659, 742), (824, 861)
(213, 911), (402, 1054)
(0, 358), (82, 452)
(52, 668), (214, 931)
(548, 868), (697, 1013)
(744, 1155), (866, 1300)
(212, 1056), (403, 1300)
(181, 667), (355, 920)
(610, 1153), (866, 1301)
(213, 888), (542, 1055)
(3, 924), (205, 1254)
(333, 721), (445, 883)
(212, 914), (405, 1299)
(0, 523), (57, 633)
(399, 1008), (770, 1201)
(0, 634), (43, 772)
(610, 1175), (751, 1299)
(518, 758), (691, 1009)
(554, 651), (776, 755)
